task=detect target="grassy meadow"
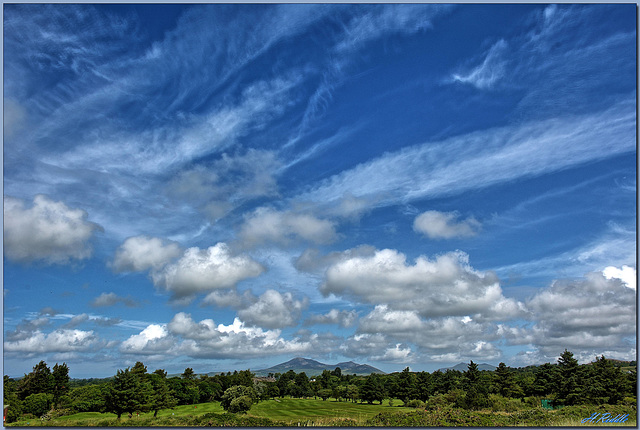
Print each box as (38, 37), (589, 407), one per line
(7, 397), (636, 427)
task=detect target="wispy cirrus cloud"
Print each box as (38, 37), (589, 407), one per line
(451, 39), (508, 89)
(298, 99), (635, 209)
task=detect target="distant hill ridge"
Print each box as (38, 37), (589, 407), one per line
(437, 362), (496, 372)
(254, 357), (385, 376)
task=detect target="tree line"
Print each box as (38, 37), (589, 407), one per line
(3, 350), (636, 422)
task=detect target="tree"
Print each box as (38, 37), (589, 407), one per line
(104, 368), (151, 419)
(4, 376), (23, 423)
(531, 363), (558, 397)
(361, 373), (385, 404)
(395, 367), (417, 404)
(220, 385), (256, 414)
(294, 372), (311, 398)
(18, 361), (53, 399)
(52, 363), (70, 407)
(494, 362), (523, 398)
(318, 388), (332, 401)
(463, 361), (489, 410)
(23, 393), (53, 417)
(181, 367), (196, 380)
(148, 373), (177, 417)
(69, 384), (107, 413)
(556, 349), (582, 406)
(586, 356), (628, 405)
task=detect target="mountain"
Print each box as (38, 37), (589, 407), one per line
(438, 362), (497, 372)
(254, 357), (385, 376)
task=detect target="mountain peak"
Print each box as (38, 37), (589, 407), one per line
(256, 358), (385, 376)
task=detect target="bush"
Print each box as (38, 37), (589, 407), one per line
(405, 399), (426, 409)
(220, 385), (256, 413)
(228, 395), (252, 414)
(23, 393), (53, 417)
(488, 394), (525, 412)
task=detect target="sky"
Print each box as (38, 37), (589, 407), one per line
(2, 4), (637, 379)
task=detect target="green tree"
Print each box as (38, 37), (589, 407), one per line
(361, 373), (385, 404)
(24, 393), (53, 417)
(104, 368), (151, 419)
(69, 384), (107, 412)
(556, 349), (582, 406)
(494, 362), (523, 398)
(294, 372), (311, 398)
(415, 371), (432, 402)
(395, 367), (417, 404)
(463, 361), (489, 410)
(586, 355), (628, 404)
(52, 363), (70, 407)
(181, 367), (196, 380)
(220, 385), (256, 414)
(4, 375), (23, 423)
(531, 363), (558, 397)
(18, 361), (53, 399)
(318, 388), (332, 401)
(148, 373), (177, 417)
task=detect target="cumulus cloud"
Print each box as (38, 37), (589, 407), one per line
(120, 324), (173, 355)
(111, 236), (182, 272)
(237, 289), (308, 329)
(3, 195), (102, 265)
(500, 271), (636, 359)
(151, 243), (264, 300)
(4, 329), (101, 355)
(90, 292), (139, 308)
(602, 265), (636, 290)
(413, 210), (481, 239)
(294, 245), (376, 273)
(321, 248), (523, 320)
(122, 314), (320, 359)
(239, 207), (337, 247)
(305, 309), (358, 328)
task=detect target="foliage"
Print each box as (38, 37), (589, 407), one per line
(69, 384), (106, 412)
(220, 385), (256, 413)
(18, 361), (54, 400)
(103, 367), (152, 419)
(23, 392), (54, 417)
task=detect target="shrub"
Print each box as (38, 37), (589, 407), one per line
(23, 393), (53, 417)
(405, 399), (426, 409)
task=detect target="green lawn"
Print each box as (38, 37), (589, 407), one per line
(9, 397), (411, 426)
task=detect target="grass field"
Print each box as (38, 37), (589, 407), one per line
(9, 397), (410, 426)
(7, 398), (636, 427)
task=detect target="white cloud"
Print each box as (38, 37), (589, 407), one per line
(238, 289), (308, 329)
(305, 309), (358, 328)
(151, 243), (264, 300)
(413, 210), (481, 239)
(239, 207), (337, 247)
(3, 195), (102, 265)
(111, 235), (182, 272)
(4, 329), (101, 355)
(120, 324), (173, 355)
(123, 315), (320, 359)
(335, 4), (452, 54)
(298, 100), (635, 210)
(321, 248), (524, 320)
(602, 265), (636, 290)
(501, 272), (636, 358)
(451, 39), (508, 89)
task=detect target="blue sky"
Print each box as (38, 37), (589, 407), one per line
(3, 4), (636, 378)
